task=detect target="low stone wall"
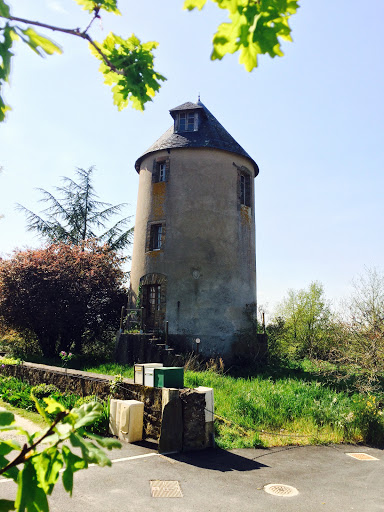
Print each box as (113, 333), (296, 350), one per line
(0, 362), (213, 453)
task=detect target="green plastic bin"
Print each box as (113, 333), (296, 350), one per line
(154, 367), (184, 388)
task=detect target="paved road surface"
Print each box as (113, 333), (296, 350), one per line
(1, 418), (383, 512)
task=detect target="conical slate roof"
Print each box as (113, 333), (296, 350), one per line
(135, 100), (259, 176)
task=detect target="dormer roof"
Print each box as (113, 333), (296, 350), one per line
(135, 100), (259, 176)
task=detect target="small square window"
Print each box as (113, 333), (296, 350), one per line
(175, 112), (198, 132)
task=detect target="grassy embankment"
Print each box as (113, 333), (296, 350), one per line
(1, 358), (382, 449)
(82, 361), (384, 449)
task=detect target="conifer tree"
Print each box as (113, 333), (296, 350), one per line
(17, 166), (133, 252)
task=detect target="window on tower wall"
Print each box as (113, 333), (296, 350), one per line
(149, 224), (163, 251)
(158, 162), (166, 182)
(240, 172), (251, 207)
(152, 158), (169, 183)
(175, 112), (199, 132)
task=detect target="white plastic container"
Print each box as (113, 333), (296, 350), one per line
(134, 363), (163, 385)
(119, 400), (144, 443)
(109, 399), (125, 436)
(195, 386), (214, 423)
(144, 366), (156, 387)
(134, 365), (144, 385)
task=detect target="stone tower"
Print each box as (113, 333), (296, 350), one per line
(130, 100), (259, 357)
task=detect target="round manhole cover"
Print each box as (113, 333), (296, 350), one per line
(264, 484), (299, 497)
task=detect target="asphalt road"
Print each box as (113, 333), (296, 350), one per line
(1, 435), (383, 512)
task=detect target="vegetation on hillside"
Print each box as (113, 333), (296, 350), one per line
(264, 269), (384, 396)
(1, 266), (384, 449)
(80, 361), (384, 449)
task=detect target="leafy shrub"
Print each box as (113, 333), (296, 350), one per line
(0, 242), (127, 357)
(0, 356), (19, 365)
(75, 395), (101, 406)
(0, 377), (35, 411)
(109, 374), (123, 395)
(0, 327), (41, 359)
(31, 383), (60, 399)
(75, 395), (109, 435)
(351, 395), (384, 446)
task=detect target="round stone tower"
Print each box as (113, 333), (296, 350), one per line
(130, 100), (259, 357)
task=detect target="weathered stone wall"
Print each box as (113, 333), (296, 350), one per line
(180, 389), (207, 451)
(0, 362), (163, 440)
(0, 362), (213, 452)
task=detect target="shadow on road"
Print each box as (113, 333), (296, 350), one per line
(165, 448), (269, 472)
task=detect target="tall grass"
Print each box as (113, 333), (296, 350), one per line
(16, 360), (383, 449)
(184, 371), (384, 449)
(82, 362), (134, 379)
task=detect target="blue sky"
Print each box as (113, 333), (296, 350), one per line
(1, 0), (383, 318)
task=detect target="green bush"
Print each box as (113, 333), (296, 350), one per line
(0, 328), (41, 359)
(351, 395), (384, 446)
(31, 383), (60, 399)
(75, 395), (109, 436)
(0, 376), (35, 411)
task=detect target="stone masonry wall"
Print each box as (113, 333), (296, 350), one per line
(0, 362), (163, 440)
(0, 362), (213, 452)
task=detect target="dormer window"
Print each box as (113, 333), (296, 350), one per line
(175, 112), (199, 133)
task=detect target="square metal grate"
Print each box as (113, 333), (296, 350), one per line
(150, 480), (183, 498)
(346, 453), (379, 461)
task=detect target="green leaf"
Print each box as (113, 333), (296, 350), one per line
(69, 432), (112, 466)
(0, 24), (15, 82)
(2, 464), (19, 482)
(85, 432), (121, 450)
(44, 397), (66, 415)
(31, 449), (63, 495)
(184, 0), (207, 10)
(15, 461), (49, 512)
(61, 445), (87, 496)
(17, 27), (62, 58)
(90, 32), (166, 111)
(69, 401), (103, 429)
(0, 441), (18, 456)
(0, 411), (14, 426)
(196, 0), (299, 71)
(31, 394), (49, 424)
(0, 500), (15, 512)
(0, 1), (10, 17)
(53, 422), (72, 440)
(75, 0), (121, 14)
(0, 94), (11, 122)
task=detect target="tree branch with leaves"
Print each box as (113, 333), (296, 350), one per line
(0, 0), (299, 122)
(0, 0), (166, 121)
(0, 397), (121, 512)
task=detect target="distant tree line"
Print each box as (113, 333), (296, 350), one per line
(264, 269), (384, 392)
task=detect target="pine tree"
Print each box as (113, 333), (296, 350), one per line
(17, 166), (133, 251)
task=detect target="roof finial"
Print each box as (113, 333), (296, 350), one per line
(198, 93), (201, 103)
